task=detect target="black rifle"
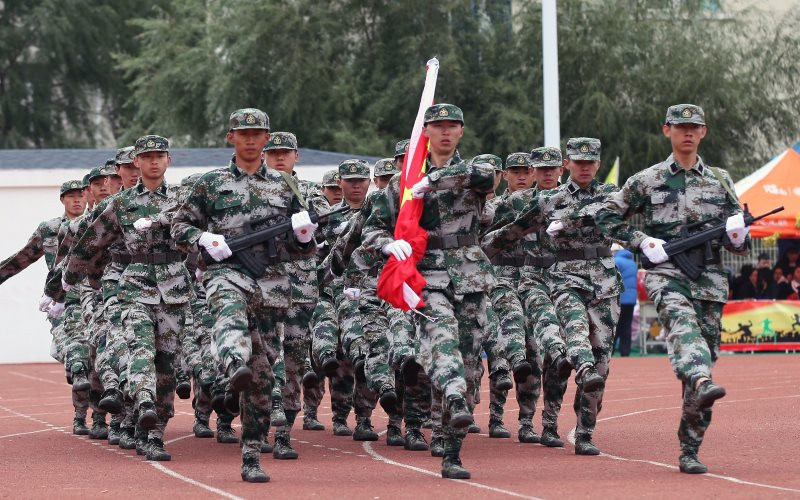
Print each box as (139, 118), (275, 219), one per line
(200, 205), (349, 277)
(641, 205), (784, 280)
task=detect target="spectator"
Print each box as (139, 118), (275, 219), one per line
(756, 252), (772, 269)
(759, 267), (778, 299)
(613, 244), (637, 356)
(776, 246), (799, 277)
(732, 264), (755, 300)
(777, 266), (800, 300)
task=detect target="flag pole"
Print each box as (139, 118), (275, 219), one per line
(542, 0), (560, 148)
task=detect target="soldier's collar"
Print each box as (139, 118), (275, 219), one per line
(426, 149), (462, 170)
(135, 179), (169, 196)
(229, 159), (269, 179)
(566, 178), (598, 194)
(667, 154), (706, 176)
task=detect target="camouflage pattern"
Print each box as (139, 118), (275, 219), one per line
(530, 147), (562, 168)
(470, 154), (502, 171)
(505, 152), (530, 170)
(228, 108), (269, 131)
(566, 137), (601, 161)
(394, 139), (410, 158)
(338, 159), (370, 179)
(321, 169), (340, 187)
(0, 216), (64, 285)
(374, 158), (398, 177)
(665, 103), (706, 125)
(60, 180), (84, 196)
(263, 131), (298, 151)
(423, 103), (464, 125)
(115, 146), (135, 165)
(593, 152), (747, 455)
(87, 164), (119, 182)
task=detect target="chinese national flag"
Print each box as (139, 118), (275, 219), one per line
(376, 58), (439, 310)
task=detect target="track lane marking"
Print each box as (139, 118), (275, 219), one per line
(0, 427), (66, 439)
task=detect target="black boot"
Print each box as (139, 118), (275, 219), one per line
(108, 421), (122, 445)
(512, 359), (533, 383)
(404, 428), (429, 451)
(260, 439), (273, 453)
(301, 370), (319, 390)
(540, 426), (564, 447)
(71, 364), (90, 392)
(386, 425), (405, 446)
(518, 423), (541, 443)
(575, 434), (601, 455)
(303, 411), (325, 431)
(135, 427), (149, 455)
(378, 387), (398, 415)
(441, 455), (471, 480)
(446, 395), (473, 429)
(270, 398), (287, 427)
(223, 389), (240, 414)
(73, 416), (89, 436)
(491, 369), (513, 392)
(467, 423), (481, 433)
(696, 380), (726, 409)
(99, 388), (123, 414)
(193, 418), (214, 438)
(488, 418), (511, 438)
(227, 358), (253, 392)
(217, 421), (238, 444)
(176, 380), (192, 400)
(272, 431), (299, 460)
(551, 352), (573, 379)
(321, 354), (339, 378)
(241, 454), (270, 483)
(118, 427), (136, 449)
(146, 437), (171, 461)
(575, 365), (604, 392)
(679, 452), (708, 474)
(353, 417), (378, 441)
(136, 395), (158, 431)
(210, 385), (226, 415)
(89, 412), (108, 440)
(354, 357), (366, 383)
(332, 418), (353, 436)
(430, 436), (445, 457)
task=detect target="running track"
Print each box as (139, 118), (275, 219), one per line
(0, 355), (798, 499)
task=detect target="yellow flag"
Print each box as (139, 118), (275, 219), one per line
(605, 156), (620, 186)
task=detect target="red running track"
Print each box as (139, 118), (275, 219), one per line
(0, 355), (798, 499)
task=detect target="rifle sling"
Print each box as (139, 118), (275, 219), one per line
(278, 171), (308, 210)
(709, 167), (740, 210)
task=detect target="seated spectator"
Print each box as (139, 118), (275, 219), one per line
(732, 264), (755, 300)
(776, 246), (799, 277)
(777, 267), (800, 300)
(756, 252), (772, 269)
(758, 267), (777, 299)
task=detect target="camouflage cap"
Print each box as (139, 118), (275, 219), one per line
(134, 135), (170, 156)
(60, 180), (85, 196)
(423, 103), (464, 125)
(470, 154), (502, 171)
(87, 164), (119, 182)
(339, 159), (370, 179)
(263, 131), (298, 151)
(81, 173), (90, 188)
(115, 146), (135, 165)
(104, 158), (117, 169)
(665, 103), (706, 126)
(374, 158), (398, 177)
(394, 139), (410, 158)
(566, 137), (601, 161)
(229, 108), (270, 131)
(505, 152), (530, 170)
(321, 169), (340, 187)
(529, 146), (563, 168)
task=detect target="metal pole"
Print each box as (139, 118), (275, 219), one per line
(542, 0), (560, 148)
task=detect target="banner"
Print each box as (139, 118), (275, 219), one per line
(720, 300), (800, 351)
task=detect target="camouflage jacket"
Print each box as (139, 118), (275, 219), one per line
(0, 215), (64, 285)
(64, 180), (192, 306)
(328, 190), (384, 290)
(317, 200), (363, 298)
(594, 154), (747, 302)
(284, 173), (320, 305)
(171, 160), (314, 308)
(362, 152), (497, 295)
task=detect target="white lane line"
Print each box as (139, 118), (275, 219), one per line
(8, 371), (64, 386)
(0, 427), (66, 439)
(0, 411), (67, 420)
(567, 393), (800, 494)
(362, 431), (542, 499)
(165, 433), (195, 445)
(149, 463), (245, 500)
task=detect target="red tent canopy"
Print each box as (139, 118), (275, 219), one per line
(735, 145), (800, 239)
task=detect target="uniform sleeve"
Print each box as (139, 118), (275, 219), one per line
(427, 161), (495, 194)
(720, 168), (750, 255)
(63, 201), (123, 287)
(593, 175), (649, 249)
(171, 179), (210, 253)
(329, 209), (367, 278)
(0, 222), (47, 285)
(480, 193), (546, 258)
(362, 179), (399, 256)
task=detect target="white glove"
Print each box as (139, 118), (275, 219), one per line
(411, 177), (433, 199)
(546, 220), (564, 237)
(198, 232), (232, 262)
(726, 213), (748, 246)
(195, 268), (205, 281)
(382, 239), (413, 261)
(640, 237), (669, 264)
(291, 211), (318, 244)
(61, 277), (75, 292)
(47, 302), (65, 319)
(344, 288), (361, 300)
(38, 294), (54, 312)
(133, 217), (153, 231)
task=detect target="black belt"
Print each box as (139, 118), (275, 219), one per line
(426, 234), (478, 250)
(524, 255), (556, 268)
(128, 251), (184, 265)
(491, 255), (525, 267)
(111, 254), (131, 265)
(557, 246), (612, 261)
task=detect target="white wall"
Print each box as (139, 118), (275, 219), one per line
(0, 164), (336, 364)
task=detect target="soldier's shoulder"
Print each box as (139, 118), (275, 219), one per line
(41, 216), (63, 232)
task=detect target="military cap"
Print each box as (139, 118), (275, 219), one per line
(423, 103), (464, 125)
(263, 131), (298, 151)
(104, 158), (117, 169)
(87, 164), (119, 182)
(566, 137), (601, 161)
(394, 139), (410, 158)
(530, 146), (563, 168)
(81, 173), (90, 188)
(338, 159), (370, 179)
(229, 108), (270, 131)
(665, 103), (705, 126)
(505, 152), (530, 170)
(321, 169), (340, 187)
(470, 154), (503, 171)
(115, 146), (135, 165)
(60, 180), (85, 196)
(374, 158), (398, 177)
(134, 135), (170, 156)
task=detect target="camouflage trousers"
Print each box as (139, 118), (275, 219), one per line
(678, 381), (713, 455)
(49, 317), (67, 363)
(50, 317), (90, 418)
(356, 289), (395, 396)
(63, 302), (90, 375)
(488, 270), (527, 371)
(238, 326), (282, 458)
(302, 352), (326, 419)
(100, 292), (131, 392)
(122, 300), (186, 440)
(336, 294), (377, 417)
(552, 288), (619, 438)
(386, 303), (431, 430)
(281, 302), (315, 414)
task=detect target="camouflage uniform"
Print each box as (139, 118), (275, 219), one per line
(172, 111), (315, 463)
(362, 105), (497, 467)
(593, 104), (748, 462)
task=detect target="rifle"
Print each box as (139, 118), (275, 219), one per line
(200, 205), (349, 277)
(641, 205), (784, 280)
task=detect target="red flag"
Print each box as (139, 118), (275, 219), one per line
(377, 58), (439, 310)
